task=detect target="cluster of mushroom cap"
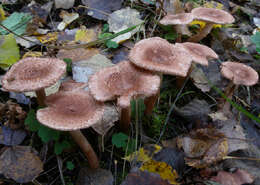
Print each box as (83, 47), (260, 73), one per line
(160, 7), (235, 42)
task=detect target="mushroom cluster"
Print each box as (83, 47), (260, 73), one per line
(160, 7), (235, 42)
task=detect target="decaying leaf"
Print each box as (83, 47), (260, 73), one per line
(190, 65), (211, 92)
(57, 48), (99, 62)
(0, 146), (43, 183)
(124, 144), (162, 162)
(218, 119), (248, 154)
(75, 28), (97, 43)
(77, 167), (114, 185)
(72, 54), (114, 83)
(0, 33), (20, 68)
(55, 0), (74, 9)
(177, 128), (228, 168)
(122, 168), (172, 185)
(211, 169), (254, 185)
(208, 111), (228, 121)
(91, 104), (119, 136)
(0, 12), (32, 35)
(82, 0), (123, 21)
(108, 7), (144, 43)
(0, 126), (26, 146)
(37, 32), (58, 44)
(57, 10), (79, 31)
(140, 160), (179, 185)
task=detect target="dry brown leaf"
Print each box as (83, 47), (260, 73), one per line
(57, 48), (99, 63)
(211, 169), (254, 185)
(0, 146), (43, 183)
(177, 128), (228, 168)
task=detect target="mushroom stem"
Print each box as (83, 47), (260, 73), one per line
(221, 82), (237, 113)
(187, 23), (214, 42)
(36, 89), (46, 107)
(144, 74), (163, 115)
(119, 106), (131, 133)
(175, 25), (192, 43)
(69, 130), (99, 169)
(176, 63), (195, 88)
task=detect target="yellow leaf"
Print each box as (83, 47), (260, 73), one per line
(0, 5), (6, 21)
(37, 32), (58, 44)
(124, 144), (162, 162)
(204, 1), (224, 10)
(140, 160), (179, 185)
(22, 51), (42, 59)
(189, 20), (222, 30)
(0, 34), (20, 68)
(75, 29), (97, 43)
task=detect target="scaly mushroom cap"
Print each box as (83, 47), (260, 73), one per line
(59, 80), (88, 92)
(88, 61), (161, 108)
(129, 37), (192, 76)
(191, 7), (235, 24)
(160, 13), (194, 25)
(2, 57), (66, 92)
(176, 42), (218, 66)
(37, 90), (104, 131)
(220, 62), (259, 86)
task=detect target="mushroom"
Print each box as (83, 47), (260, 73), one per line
(88, 61), (161, 132)
(220, 61), (258, 112)
(174, 42), (219, 87)
(188, 7), (235, 42)
(37, 90), (105, 169)
(1, 57), (66, 106)
(129, 37), (192, 114)
(160, 13), (193, 42)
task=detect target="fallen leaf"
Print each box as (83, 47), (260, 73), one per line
(9, 92), (31, 105)
(75, 28), (97, 43)
(0, 146), (43, 183)
(108, 7), (144, 43)
(190, 66), (211, 92)
(21, 2), (48, 24)
(92, 104), (119, 136)
(57, 11), (79, 31)
(72, 54), (114, 83)
(0, 34), (20, 68)
(208, 111), (228, 121)
(0, 126), (26, 146)
(57, 48), (99, 63)
(55, 0), (75, 9)
(37, 32), (58, 44)
(22, 51), (43, 58)
(77, 167), (114, 185)
(15, 36), (40, 48)
(140, 160), (179, 184)
(177, 128), (228, 168)
(174, 98), (211, 122)
(211, 169), (254, 185)
(121, 168), (172, 185)
(0, 5), (6, 21)
(81, 0), (123, 21)
(0, 12), (32, 35)
(218, 119), (248, 154)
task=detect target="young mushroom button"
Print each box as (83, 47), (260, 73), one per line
(1, 57), (66, 106)
(88, 61), (161, 133)
(188, 7), (235, 42)
(36, 90), (105, 169)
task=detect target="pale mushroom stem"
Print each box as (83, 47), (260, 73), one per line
(187, 23), (214, 42)
(69, 130), (99, 169)
(120, 106), (131, 133)
(36, 89), (46, 107)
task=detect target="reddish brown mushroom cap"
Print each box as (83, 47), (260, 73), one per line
(88, 61), (161, 108)
(220, 62), (259, 86)
(129, 37), (192, 76)
(37, 90), (105, 131)
(176, 42), (218, 66)
(160, 13), (194, 25)
(191, 7), (235, 24)
(2, 57), (66, 92)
